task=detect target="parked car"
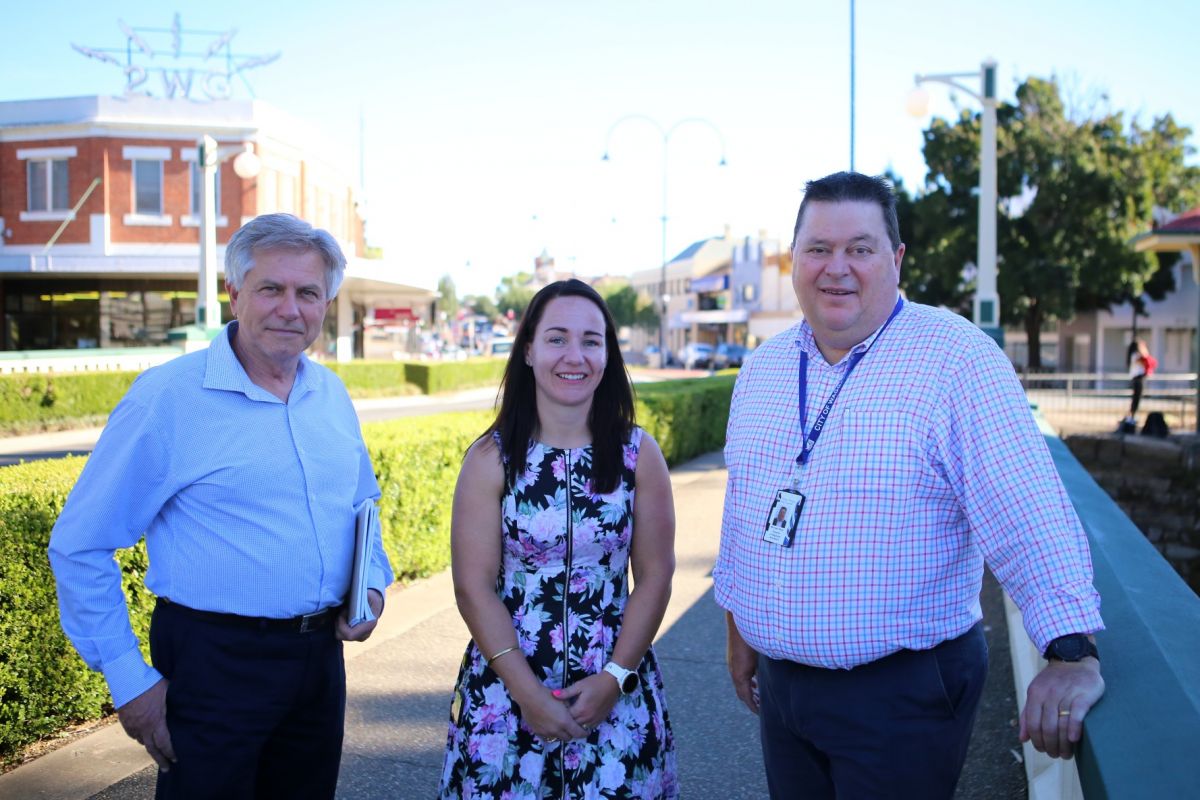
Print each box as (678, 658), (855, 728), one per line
(678, 342), (714, 370)
(487, 336), (516, 357)
(712, 343), (749, 369)
(643, 344), (675, 368)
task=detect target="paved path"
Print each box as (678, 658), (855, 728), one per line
(1, 450), (1026, 799)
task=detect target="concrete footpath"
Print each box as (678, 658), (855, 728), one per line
(0, 451), (1026, 799)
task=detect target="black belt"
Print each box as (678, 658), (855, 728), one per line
(157, 598), (340, 633)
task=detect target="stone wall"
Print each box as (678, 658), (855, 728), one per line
(1064, 433), (1200, 595)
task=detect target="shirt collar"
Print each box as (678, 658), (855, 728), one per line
(793, 293), (903, 365)
(203, 321), (323, 401)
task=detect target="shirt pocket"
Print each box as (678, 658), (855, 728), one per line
(824, 411), (927, 503)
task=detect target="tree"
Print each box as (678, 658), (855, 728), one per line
(496, 273), (535, 322)
(465, 294), (497, 319)
(1124, 114), (1200, 316)
(598, 283), (659, 331)
(904, 77), (1197, 369)
(437, 274), (458, 319)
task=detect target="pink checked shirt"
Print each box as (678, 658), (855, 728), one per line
(713, 299), (1103, 669)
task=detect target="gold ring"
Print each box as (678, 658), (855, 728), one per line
(1058, 710), (1071, 717)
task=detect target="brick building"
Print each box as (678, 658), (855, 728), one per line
(0, 94), (433, 359)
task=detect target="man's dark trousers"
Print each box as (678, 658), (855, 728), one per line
(757, 623), (988, 799)
(149, 599), (346, 800)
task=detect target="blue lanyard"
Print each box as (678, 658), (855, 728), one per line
(797, 297), (904, 466)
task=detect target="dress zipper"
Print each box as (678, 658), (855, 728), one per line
(560, 447), (574, 800)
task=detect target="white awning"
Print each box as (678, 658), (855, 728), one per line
(679, 309), (749, 324)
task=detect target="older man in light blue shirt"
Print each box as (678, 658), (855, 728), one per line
(49, 213), (391, 800)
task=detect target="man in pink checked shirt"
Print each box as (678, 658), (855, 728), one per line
(713, 171), (1104, 799)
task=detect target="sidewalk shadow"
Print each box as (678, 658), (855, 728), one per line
(653, 587), (769, 799)
(652, 572), (1025, 800)
(85, 573), (1022, 800)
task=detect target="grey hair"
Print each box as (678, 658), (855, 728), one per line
(224, 213), (347, 298)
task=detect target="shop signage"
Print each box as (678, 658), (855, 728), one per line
(374, 308), (419, 323)
(72, 13), (279, 102)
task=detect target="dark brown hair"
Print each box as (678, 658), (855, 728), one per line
(792, 171), (901, 253)
(485, 279), (635, 494)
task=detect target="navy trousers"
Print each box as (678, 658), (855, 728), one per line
(757, 623), (988, 800)
(149, 600), (347, 800)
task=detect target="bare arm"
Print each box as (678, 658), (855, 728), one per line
(726, 611), (760, 714)
(451, 438), (585, 741)
(560, 433), (676, 728)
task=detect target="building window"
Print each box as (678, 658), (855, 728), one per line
(28, 159), (70, 212)
(17, 146), (77, 221)
(122, 146), (172, 226)
(133, 159), (163, 215)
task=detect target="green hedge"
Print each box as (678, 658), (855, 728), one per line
(0, 372), (139, 435)
(365, 411), (492, 582)
(330, 358), (507, 397)
(0, 359), (511, 435)
(0, 375), (733, 761)
(636, 374), (736, 465)
(403, 359), (507, 394)
(0, 458), (155, 761)
(324, 361), (420, 398)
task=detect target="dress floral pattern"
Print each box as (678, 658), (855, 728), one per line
(438, 428), (678, 799)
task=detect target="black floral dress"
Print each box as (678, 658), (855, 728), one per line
(437, 428), (678, 799)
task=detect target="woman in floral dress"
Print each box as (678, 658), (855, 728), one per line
(438, 279), (678, 799)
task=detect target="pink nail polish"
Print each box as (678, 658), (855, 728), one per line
(552, 689), (562, 697)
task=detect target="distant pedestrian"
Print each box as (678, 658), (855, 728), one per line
(1126, 338), (1158, 423)
(438, 279), (679, 798)
(715, 172), (1104, 799)
(49, 213), (392, 799)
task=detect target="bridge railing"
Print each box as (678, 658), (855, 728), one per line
(1018, 372), (1197, 434)
(1006, 412), (1200, 798)
(0, 346), (183, 374)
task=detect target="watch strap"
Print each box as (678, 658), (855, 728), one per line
(603, 661), (638, 694)
(1043, 634), (1099, 662)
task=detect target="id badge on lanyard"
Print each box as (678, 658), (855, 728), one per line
(760, 296), (903, 549)
(762, 488), (805, 547)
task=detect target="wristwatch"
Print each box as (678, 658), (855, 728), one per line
(603, 661), (639, 694)
(1043, 634), (1099, 663)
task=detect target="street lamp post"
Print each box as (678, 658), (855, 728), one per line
(196, 135), (261, 330)
(602, 115), (726, 366)
(907, 60), (1002, 346)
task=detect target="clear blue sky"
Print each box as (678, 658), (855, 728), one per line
(3, 1), (1196, 295)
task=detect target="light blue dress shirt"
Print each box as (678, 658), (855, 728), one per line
(48, 323), (393, 708)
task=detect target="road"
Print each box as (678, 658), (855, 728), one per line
(0, 369), (702, 467)
(0, 388), (502, 468)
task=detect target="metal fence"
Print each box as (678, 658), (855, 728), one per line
(0, 347), (184, 375)
(1020, 371), (1197, 436)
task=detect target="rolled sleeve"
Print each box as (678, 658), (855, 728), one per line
(942, 337), (1103, 645)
